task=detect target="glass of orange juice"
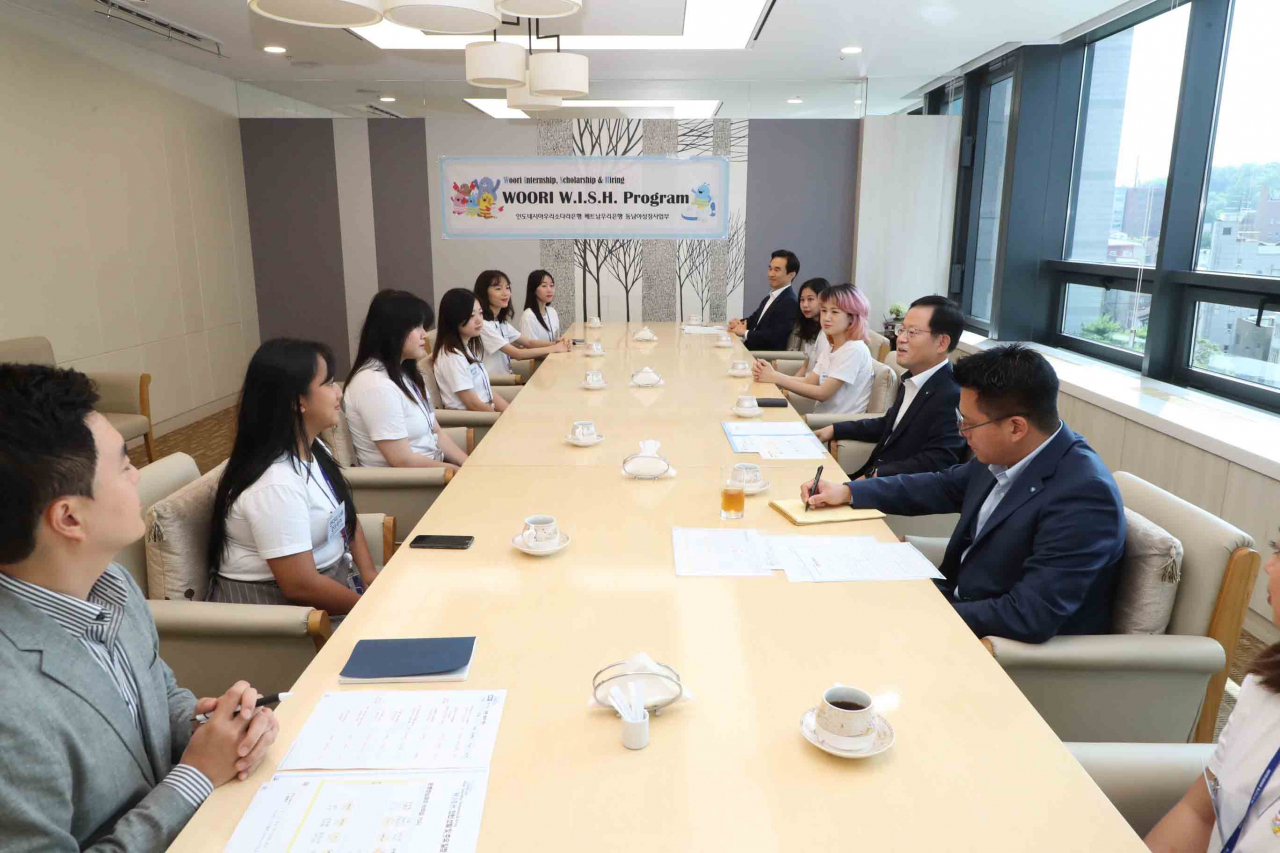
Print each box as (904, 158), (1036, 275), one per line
(720, 464), (745, 520)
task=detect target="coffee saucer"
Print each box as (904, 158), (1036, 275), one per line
(728, 369), (752, 378)
(741, 480), (770, 495)
(512, 531), (571, 556)
(732, 406), (763, 418)
(566, 434), (604, 447)
(585, 350), (606, 358)
(580, 382), (608, 391)
(800, 709), (894, 759)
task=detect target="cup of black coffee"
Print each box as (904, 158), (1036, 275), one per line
(814, 686), (876, 749)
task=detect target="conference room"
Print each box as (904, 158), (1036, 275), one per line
(3, 0), (1280, 850)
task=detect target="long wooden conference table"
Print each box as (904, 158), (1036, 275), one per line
(171, 322), (1145, 851)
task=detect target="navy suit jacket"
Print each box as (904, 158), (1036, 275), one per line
(743, 285), (799, 352)
(832, 361), (966, 479)
(845, 425), (1125, 643)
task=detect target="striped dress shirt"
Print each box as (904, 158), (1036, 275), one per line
(0, 565), (213, 807)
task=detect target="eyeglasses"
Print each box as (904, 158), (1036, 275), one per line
(895, 324), (937, 341)
(955, 409), (1028, 435)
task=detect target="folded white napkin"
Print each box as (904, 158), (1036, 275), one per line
(589, 651), (695, 710)
(633, 327), (658, 341)
(630, 368), (664, 387)
(621, 439), (677, 478)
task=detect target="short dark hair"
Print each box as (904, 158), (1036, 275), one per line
(910, 295), (965, 352)
(0, 364), (100, 563)
(771, 250), (800, 277)
(952, 344), (1059, 433)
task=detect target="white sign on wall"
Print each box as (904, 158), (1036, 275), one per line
(439, 155), (730, 240)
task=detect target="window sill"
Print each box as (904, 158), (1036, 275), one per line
(957, 332), (1280, 482)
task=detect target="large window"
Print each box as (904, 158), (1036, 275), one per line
(1196, 0), (1280, 278)
(1191, 299), (1280, 390)
(969, 76), (1013, 322)
(1062, 283), (1152, 354)
(1065, 5), (1190, 267)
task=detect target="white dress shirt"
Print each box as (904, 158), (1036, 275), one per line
(892, 358), (949, 430)
(743, 286), (787, 342)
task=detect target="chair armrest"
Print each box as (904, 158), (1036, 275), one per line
(985, 634), (1226, 673)
(904, 536), (949, 568)
(148, 600), (321, 637)
(86, 371), (148, 415)
(1066, 742), (1216, 837)
(435, 410), (501, 428)
(495, 385), (520, 403)
(357, 513), (395, 569)
(342, 467), (454, 488)
(750, 350), (804, 362)
(490, 373), (524, 386)
(805, 413), (881, 429)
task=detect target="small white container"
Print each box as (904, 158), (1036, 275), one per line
(622, 709), (650, 750)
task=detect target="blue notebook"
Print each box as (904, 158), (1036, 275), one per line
(338, 637), (476, 684)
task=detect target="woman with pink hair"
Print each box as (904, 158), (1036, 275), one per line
(752, 282), (875, 414)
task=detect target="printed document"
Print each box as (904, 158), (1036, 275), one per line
(672, 528), (773, 577)
(764, 537), (945, 583)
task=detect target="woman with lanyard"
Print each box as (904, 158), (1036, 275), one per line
(473, 268), (570, 377)
(1146, 538), (1280, 853)
(207, 339), (378, 621)
(343, 290), (467, 471)
(432, 288), (508, 413)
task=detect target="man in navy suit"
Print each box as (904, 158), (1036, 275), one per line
(727, 249), (800, 352)
(814, 295), (967, 479)
(803, 344), (1125, 644)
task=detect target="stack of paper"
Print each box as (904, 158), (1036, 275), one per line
(769, 499), (886, 526)
(672, 528), (773, 577)
(681, 324), (727, 335)
(763, 536), (946, 583)
(721, 422), (827, 459)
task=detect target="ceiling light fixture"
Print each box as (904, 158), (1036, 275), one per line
(263, 45), (287, 53)
(529, 51), (588, 98)
(248, 0), (382, 28)
(465, 39), (527, 88)
(496, 0), (581, 17)
(787, 97), (803, 104)
(506, 69), (562, 112)
(383, 0), (500, 34)
(840, 45), (863, 55)
(854, 99), (863, 104)
(380, 95), (397, 101)
(466, 98), (720, 119)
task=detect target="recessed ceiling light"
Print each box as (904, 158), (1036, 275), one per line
(380, 96), (396, 102)
(787, 97), (803, 104)
(854, 99), (863, 105)
(263, 45), (287, 54)
(840, 46), (863, 55)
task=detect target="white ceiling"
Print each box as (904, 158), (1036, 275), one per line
(8, 0), (1141, 117)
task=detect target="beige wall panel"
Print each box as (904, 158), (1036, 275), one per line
(223, 121), (259, 348)
(140, 336), (193, 424)
(185, 331), (216, 408)
(186, 121), (240, 330)
(1058, 394), (1125, 471)
(206, 323), (246, 401)
(1220, 464), (1280, 623)
(164, 122), (206, 335)
(1120, 421), (1229, 515)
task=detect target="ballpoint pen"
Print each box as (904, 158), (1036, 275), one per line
(192, 692), (293, 724)
(806, 465), (823, 512)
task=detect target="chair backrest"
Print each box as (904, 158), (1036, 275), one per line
(115, 452), (201, 592)
(884, 351), (907, 379)
(1114, 471), (1254, 637)
(417, 354), (445, 408)
(866, 359), (901, 415)
(865, 330), (891, 363)
(324, 383), (359, 468)
(0, 336), (56, 366)
(145, 461), (228, 602)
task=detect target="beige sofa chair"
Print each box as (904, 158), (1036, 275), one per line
(118, 453), (394, 698)
(1067, 742), (1214, 837)
(0, 335), (155, 462)
(417, 352), (520, 449)
(909, 471), (1259, 743)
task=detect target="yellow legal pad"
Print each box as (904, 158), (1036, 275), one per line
(768, 499), (887, 526)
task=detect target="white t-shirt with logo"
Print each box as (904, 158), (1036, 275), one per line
(218, 446), (346, 583)
(434, 348), (495, 410)
(802, 333), (829, 371)
(811, 338), (873, 415)
(521, 306), (560, 342)
(479, 319), (521, 376)
(343, 363), (441, 467)
(1206, 673), (1280, 852)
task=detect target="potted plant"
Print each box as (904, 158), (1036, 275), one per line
(884, 303), (907, 336)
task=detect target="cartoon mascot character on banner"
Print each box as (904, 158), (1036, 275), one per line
(681, 182), (717, 222)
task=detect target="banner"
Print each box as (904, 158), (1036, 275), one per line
(439, 156), (730, 240)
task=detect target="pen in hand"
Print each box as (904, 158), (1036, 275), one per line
(806, 465), (823, 512)
(192, 692), (293, 724)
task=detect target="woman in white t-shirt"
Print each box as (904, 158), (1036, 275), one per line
(752, 282), (874, 415)
(207, 339), (379, 618)
(473, 269), (570, 376)
(432, 288), (509, 413)
(521, 269), (563, 343)
(1146, 541), (1280, 853)
(343, 290), (466, 471)
(785, 277), (831, 375)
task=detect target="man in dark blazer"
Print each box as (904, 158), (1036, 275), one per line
(814, 295), (967, 478)
(0, 364), (278, 851)
(727, 249), (800, 352)
(803, 344), (1125, 644)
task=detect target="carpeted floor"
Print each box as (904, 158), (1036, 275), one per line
(133, 403), (1268, 742)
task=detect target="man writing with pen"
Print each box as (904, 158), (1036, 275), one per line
(0, 364), (280, 852)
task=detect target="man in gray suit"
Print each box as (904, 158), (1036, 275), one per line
(0, 364), (279, 851)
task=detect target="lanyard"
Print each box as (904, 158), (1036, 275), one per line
(306, 456), (348, 548)
(1221, 744), (1280, 853)
(406, 380), (437, 431)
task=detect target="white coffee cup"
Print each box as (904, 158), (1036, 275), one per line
(814, 686), (876, 749)
(521, 514), (559, 550)
(588, 316), (602, 328)
(731, 360), (749, 373)
(585, 370), (605, 386)
(686, 313), (701, 325)
(736, 395), (758, 411)
(731, 462), (764, 486)
(572, 421), (597, 440)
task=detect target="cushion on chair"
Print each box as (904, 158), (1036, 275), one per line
(417, 355), (445, 408)
(115, 453), (202, 592)
(324, 392), (358, 468)
(0, 335), (56, 366)
(866, 329), (890, 363)
(104, 412), (151, 442)
(884, 351), (907, 379)
(145, 461), (226, 602)
(866, 360), (900, 415)
(1112, 508), (1183, 635)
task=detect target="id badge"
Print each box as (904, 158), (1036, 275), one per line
(327, 501), (346, 547)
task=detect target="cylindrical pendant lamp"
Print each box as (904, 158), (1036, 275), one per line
(529, 51), (588, 98)
(507, 70), (562, 112)
(466, 40), (527, 88)
(496, 0), (582, 17)
(248, 0), (382, 28)
(383, 0), (501, 33)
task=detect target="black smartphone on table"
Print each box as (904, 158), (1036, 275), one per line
(755, 398), (788, 408)
(410, 535), (475, 550)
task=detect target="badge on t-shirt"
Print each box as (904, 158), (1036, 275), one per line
(327, 501), (346, 547)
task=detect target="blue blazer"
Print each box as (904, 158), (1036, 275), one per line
(743, 285), (799, 352)
(845, 425), (1125, 643)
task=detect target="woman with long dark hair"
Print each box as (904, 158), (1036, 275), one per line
(207, 339), (378, 617)
(786, 277), (830, 375)
(521, 269), (562, 342)
(473, 269), (570, 376)
(432, 288), (509, 413)
(344, 290), (466, 470)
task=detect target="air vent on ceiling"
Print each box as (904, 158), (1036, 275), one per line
(356, 103), (407, 118)
(751, 0), (777, 42)
(92, 0), (223, 58)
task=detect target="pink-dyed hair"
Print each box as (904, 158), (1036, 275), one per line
(819, 283), (870, 342)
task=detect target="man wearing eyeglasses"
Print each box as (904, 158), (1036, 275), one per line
(803, 343), (1124, 644)
(813, 296), (967, 479)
